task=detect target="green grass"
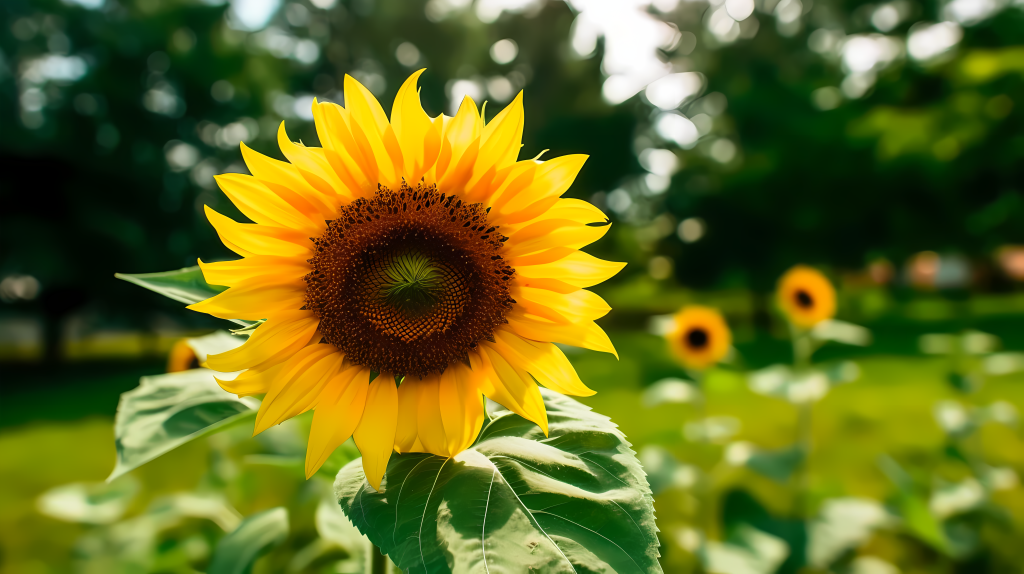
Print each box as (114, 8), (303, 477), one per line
(3, 328), (1024, 572)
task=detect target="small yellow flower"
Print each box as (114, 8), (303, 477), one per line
(166, 339), (197, 373)
(667, 306), (732, 370)
(187, 70), (624, 489)
(777, 265), (836, 328)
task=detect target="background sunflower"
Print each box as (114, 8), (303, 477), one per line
(666, 305), (731, 371)
(776, 265), (837, 329)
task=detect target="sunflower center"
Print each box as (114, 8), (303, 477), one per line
(378, 252), (444, 316)
(304, 182), (515, 377)
(794, 289), (814, 309)
(686, 328), (709, 349)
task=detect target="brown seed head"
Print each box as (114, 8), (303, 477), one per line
(304, 182), (515, 376)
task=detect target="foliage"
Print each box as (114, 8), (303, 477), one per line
(4, 0), (1024, 571)
(12, 265), (659, 573)
(336, 389), (661, 573)
(108, 365), (257, 481)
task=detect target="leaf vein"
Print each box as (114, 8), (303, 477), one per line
(532, 511), (645, 574)
(481, 469), (496, 574)
(489, 459), (578, 574)
(418, 457), (450, 570)
(393, 456), (434, 548)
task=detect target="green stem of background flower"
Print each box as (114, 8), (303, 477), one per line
(370, 544), (388, 574)
(686, 368), (718, 549)
(790, 324), (814, 518)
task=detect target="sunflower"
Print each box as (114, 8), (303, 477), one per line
(777, 265), (836, 328)
(188, 70), (624, 490)
(166, 339), (198, 373)
(666, 306), (731, 370)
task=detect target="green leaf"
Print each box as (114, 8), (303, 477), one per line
(37, 476), (139, 525)
(877, 457), (948, 553)
(810, 320), (872, 347)
(108, 369), (259, 481)
(185, 330), (247, 363)
(335, 389), (662, 573)
(115, 266), (250, 326)
(641, 377), (701, 407)
(744, 446), (804, 483)
(116, 266), (224, 305)
(208, 507), (289, 574)
(703, 524), (789, 574)
(897, 494), (948, 552)
(316, 495), (371, 571)
(806, 498), (893, 568)
(748, 363), (858, 404)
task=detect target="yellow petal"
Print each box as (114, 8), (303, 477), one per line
(353, 374), (399, 491)
(510, 286), (611, 323)
(304, 366), (371, 478)
(391, 69), (439, 183)
(414, 375), (449, 457)
(484, 161), (538, 215)
(508, 247), (575, 268)
(512, 276), (577, 295)
(494, 195), (559, 227)
(215, 173), (321, 234)
(198, 256), (309, 288)
(475, 91), (524, 176)
(220, 356), (290, 403)
(204, 206), (311, 259)
(491, 329), (594, 397)
(240, 143), (335, 220)
(254, 344), (342, 435)
(445, 97), (482, 159)
(498, 154), (587, 216)
(506, 197), (609, 231)
(438, 362), (484, 456)
(344, 74), (399, 188)
(206, 311), (319, 373)
(187, 282), (306, 321)
(216, 360), (283, 396)
(516, 251), (626, 289)
(436, 97), (481, 186)
(503, 219), (610, 258)
(313, 101), (376, 196)
(394, 375), (424, 454)
(474, 345), (548, 434)
(277, 122), (354, 202)
(420, 115), (444, 186)
(505, 309), (618, 358)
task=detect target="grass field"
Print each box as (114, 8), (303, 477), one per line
(4, 323), (1024, 573)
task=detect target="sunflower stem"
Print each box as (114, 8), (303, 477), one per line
(688, 368), (716, 545)
(369, 544), (388, 574)
(790, 322), (814, 518)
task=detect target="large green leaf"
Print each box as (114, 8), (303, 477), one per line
(116, 266), (254, 327)
(703, 524), (789, 574)
(806, 498), (894, 568)
(115, 266), (225, 305)
(335, 389), (662, 573)
(37, 476), (139, 525)
(208, 507), (289, 574)
(108, 369), (259, 481)
(745, 446), (804, 483)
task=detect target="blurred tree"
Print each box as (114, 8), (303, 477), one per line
(2, 0), (1024, 346)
